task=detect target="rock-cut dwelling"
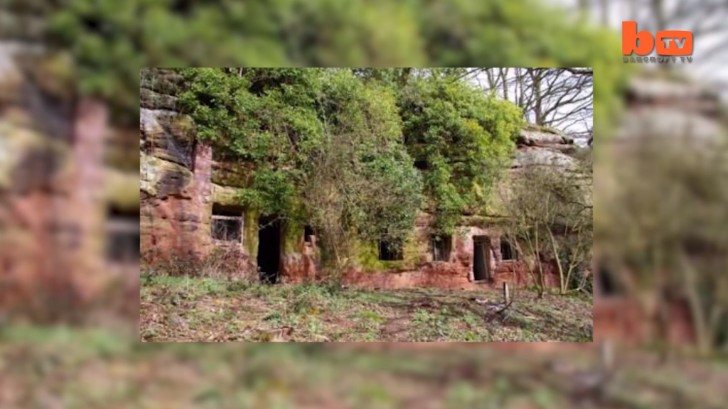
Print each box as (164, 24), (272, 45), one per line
(140, 69), (585, 290)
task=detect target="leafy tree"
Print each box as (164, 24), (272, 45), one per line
(303, 70), (423, 271)
(176, 68), (322, 215)
(500, 150), (593, 297)
(397, 74), (524, 233)
(1, 0), (623, 130)
(602, 135), (728, 354)
(175, 68), (423, 272)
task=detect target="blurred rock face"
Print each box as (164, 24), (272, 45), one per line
(618, 75), (723, 144)
(594, 72), (727, 348)
(0, 46), (138, 323)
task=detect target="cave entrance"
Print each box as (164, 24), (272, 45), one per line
(597, 261), (623, 297)
(378, 239), (403, 261)
(473, 236), (491, 282)
(257, 215), (281, 284)
(304, 225), (315, 244)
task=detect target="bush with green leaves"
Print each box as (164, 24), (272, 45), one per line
(397, 73), (524, 232)
(175, 68), (424, 269)
(8, 0), (622, 130)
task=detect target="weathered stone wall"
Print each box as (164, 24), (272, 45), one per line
(0, 45), (139, 318)
(139, 71), (213, 264)
(139, 144), (213, 263)
(139, 69), (259, 274)
(281, 236), (319, 284)
(593, 297), (695, 346)
(340, 213), (555, 290)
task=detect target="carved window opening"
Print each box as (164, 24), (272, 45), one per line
(211, 204), (243, 243)
(106, 206), (140, 265)
(597, 261), (624, 297)
(379, 239), (403, 261)
(431, 234), (452, 261)
(500, 239), (517, 260)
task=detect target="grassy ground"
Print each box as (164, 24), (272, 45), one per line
(1, 326), (727, 409)
(140, 275), (593, 342)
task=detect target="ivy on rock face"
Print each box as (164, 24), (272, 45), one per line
(175, 68), (525, 249)
(176, 68), (423, 255)
(397, 74), (524, 233)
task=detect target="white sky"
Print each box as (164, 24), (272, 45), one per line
(467, 69), (593, 144)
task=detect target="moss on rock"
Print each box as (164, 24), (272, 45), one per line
(212, 184), (245, 207)
(0, 122), (66, 190)
(140, 152), (193, 198)
(354, 233), (420, 272)
(211, 161), (253, 188)
(243, 209), (260, 258)
(105, 169), (139, 211)
(283, 219), (306, 254)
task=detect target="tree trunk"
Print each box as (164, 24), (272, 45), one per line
(532, 70), (543, 125)
(547, 228), (566, 294)
(500, 68), (509, 100)
(517, 69), (525, 109)
(535, 229), (544, 298)
(651, 0), (666, 32)
(651, 0), (671, 73)
(577, 0), (588, 16)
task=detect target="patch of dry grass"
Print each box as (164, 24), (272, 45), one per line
(139, 275), (593, 342)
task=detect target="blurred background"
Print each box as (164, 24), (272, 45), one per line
(0, 0), (727, 408)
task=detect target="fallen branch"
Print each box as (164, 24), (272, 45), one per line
(495, 298), (515, 315)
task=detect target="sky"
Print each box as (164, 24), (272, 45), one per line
(463, 0), (727, 143)
(467, 69), (593, 146)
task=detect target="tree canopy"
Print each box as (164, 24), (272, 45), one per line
(0, 0), (623, 130)
(168, 68), (525, 263)
(396, 73), (524, 232)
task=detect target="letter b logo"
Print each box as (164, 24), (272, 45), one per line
(622, 21), (654, 55)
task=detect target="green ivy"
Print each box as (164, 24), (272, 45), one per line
(28, 0), (624, 131)
(397, 74), (524, 233)
(175, 68), (424, 256)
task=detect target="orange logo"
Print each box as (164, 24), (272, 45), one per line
(622, 21), (693, 56)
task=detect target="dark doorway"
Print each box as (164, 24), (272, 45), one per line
(473, 236), (490, 281)
(257, 215), (281, 284)
(597, 262), (623, 297)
